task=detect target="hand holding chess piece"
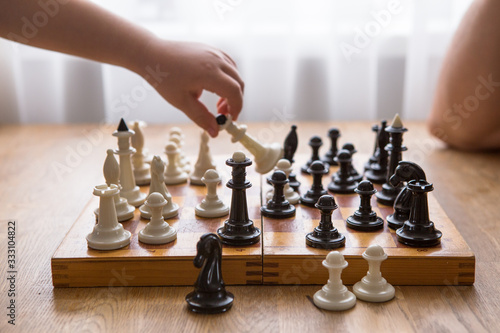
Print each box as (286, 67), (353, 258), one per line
(217, 114), (282, 174)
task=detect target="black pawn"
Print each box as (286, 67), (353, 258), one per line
(306, 195), (345, 249)
(364, 123), (380, 172)
(365, 120), (389, 184)
(346, 180), (384, 231)
(327, 149), (358, 194)
(283, 125), (301, 192)
(186, 233), (234, 313)
(288, 172), (301, 193)
(261, 170), (296, 219)
(322, 128), (340, 166)
(217, 152), (261, 246)
(396, 180), (442, 247)
(341, 143), (363, 182)
(376, 116), (407, 206)
(301, 136), (324, 174)
(300, 160), (329, 207)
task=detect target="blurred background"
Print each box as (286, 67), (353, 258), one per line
(0, 0), (473, 125)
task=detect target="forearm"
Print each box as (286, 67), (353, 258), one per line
(428, 0), (500, 150)
(0, 0), (154, 73)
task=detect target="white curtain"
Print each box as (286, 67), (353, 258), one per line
(0, 0), (473, 125)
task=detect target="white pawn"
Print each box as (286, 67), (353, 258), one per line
(131, 121), (151, 185)
(195, 169), (229, 218)
(139, 192), (177, 245)
(95, 149), (135, 222)
(266, 159), (300, 204)
(169, 127), (185, 145)
(353, 245), (395, 302)
(164, 142), (188, 185)
(140, 156), (179, 219)
(87, 184), (131, 250)
(313, 251), (356, 311)
(170, 134), (191, 174)
(190, 131), (217, 185)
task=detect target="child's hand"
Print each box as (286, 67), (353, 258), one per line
(140, 39), (244, 137)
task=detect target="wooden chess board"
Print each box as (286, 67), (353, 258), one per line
(51, 156), (475, 287)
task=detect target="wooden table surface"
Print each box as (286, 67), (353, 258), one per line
(0, 122), (499, 333)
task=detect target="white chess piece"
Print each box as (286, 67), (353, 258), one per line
(131, 121), (151, 185)
(87, 184), (131, 250)
(190, 131), (217, 185)
(95, 149), (135, 222)
(169, 127), (185, 146)
(353, 245), (395, 302)
(170, 134), (191, 174)
(313, 251), (357, 311)
(130, 120), (153, 164)
(113, 119), (147, 207)
(164, 142), (188, 185)
(140, 156), (179, 219)
(219, 114), (282, 174)
(266, 159), (300, 204)
(195, 169), (229, 218)
(139, 192), (177, 245)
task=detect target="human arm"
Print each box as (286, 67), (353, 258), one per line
(428, 0), (500, 150)
(0, 0), (243, 137)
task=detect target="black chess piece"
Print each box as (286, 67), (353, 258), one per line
(118, 118), (129, 131)
(386, 161), (426, 230)
(261, 170), (296, 219)
(186, 233), (234, 313)
(306, 195), (346, 249)
(216, 114), (227, 125)
(365, 120), (389, 184)
(301, 136), (324, 174)
(322, 128), (340, 166)
(396, 180), (442, 247)
(346, 180), (384, 231)
(327, 149), (358, 194)
(217, 152), (261, 246)
(300, 160), (329, 207)
(340, 143), (363, 182)
(283, 125), (298, 163)
(364, 123), (380, 172)
(283, 125), (301, 192)
(376, 115), (407, 206)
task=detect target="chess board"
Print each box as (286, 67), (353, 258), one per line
(51, 155), (475, 287)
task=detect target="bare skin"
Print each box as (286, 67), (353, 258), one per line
(428, 0), (500, 150)
(0, 0), (244, 137)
